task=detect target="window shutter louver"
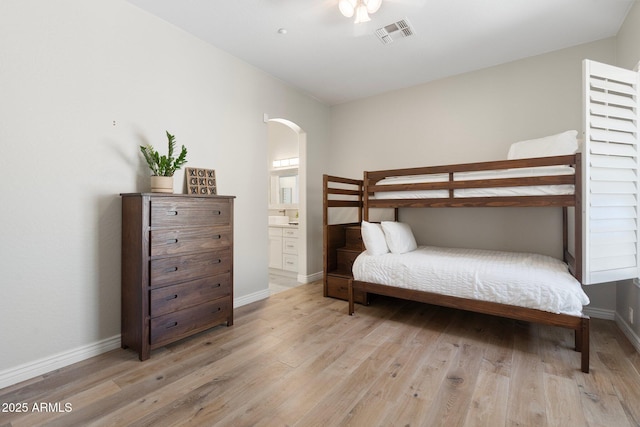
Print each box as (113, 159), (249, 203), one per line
(582, 60), (640, 284)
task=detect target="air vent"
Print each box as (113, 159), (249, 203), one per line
(375, 18), (415, 45)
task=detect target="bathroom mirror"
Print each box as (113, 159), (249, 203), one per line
(270, 171), (298, 207)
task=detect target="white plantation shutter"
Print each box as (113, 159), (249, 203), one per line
(582, 60), (640, 284)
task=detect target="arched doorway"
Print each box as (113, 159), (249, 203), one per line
(267, 118), (307, 294)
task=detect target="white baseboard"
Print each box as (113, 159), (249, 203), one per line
(269, 269), (322, 284)
(2, 298), (634, 390)
(298, 271), (323, 284)
(0, 290), (272, 390)
(269, 268), (297, 278)
(0, 335), (121, 390)
(583, 306), (615, 320)
(233, 289), (270, 308)
(584, 307), (640, 355)
(615, 313), (640, 355)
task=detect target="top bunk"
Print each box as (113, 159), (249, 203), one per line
(364, 152), (581, 210)
(360, 129), (581, 211)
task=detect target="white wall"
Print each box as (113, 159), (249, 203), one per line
(328, 38), (618, 312)
(268, 122), (299, 166)
(615, 1), (640, 344)
(0, 0), (328, 383)
(617, 0), (640, 72)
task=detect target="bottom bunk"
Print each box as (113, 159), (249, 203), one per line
(346, 239), (591, 373)
(347, 221), (590, 373)
(348, 279), (590, 373)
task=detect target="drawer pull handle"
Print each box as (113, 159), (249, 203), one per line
(166, 322), (178, 329)
(213, 283), (221, 288)
(165, 294), (178, 301)
(213, 307), (221, 313)
(167, 211), (178, 216)
(167, 239), (178, 244)
(212, 210), (221, 216)
(213, 259), (221, 264)
(165, 267), (178, 273)
(213, 235), (221, 240)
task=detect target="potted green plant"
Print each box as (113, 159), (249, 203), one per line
(140, 131), (188, 193)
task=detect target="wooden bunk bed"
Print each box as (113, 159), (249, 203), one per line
(323, 153), (591, 373)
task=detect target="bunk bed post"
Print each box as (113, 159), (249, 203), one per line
(363, 172), (370, 222)
(578, 317), (590, 373)
(358, 180), (363, 223)
(322, 174), (329, 297)
(348, 279), (355, 315)
(574, 153), (583, 283)
(562, 207), (568, 264)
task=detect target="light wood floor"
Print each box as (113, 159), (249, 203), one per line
(2, 282), (640, 427)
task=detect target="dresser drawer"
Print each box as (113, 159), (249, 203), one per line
(150, 273), (231, 318)
(150, 298), (230, 346)
(150, 198), (230, 228)
(150, 250), (231, 287)
(151, 226), (232, 257)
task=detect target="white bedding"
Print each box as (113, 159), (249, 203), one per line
(374, 166), (575, 199)
(352, 245), (589, 316)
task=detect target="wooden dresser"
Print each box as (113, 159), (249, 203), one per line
(120, 193), (235, 360)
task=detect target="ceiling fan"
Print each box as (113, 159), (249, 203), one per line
(336, 0), (427, 24)
(338, 0), (383, 23)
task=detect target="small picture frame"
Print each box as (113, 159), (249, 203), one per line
(185, 167), (217, 195)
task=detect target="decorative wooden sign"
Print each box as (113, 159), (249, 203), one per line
(185, 167), (217, 195)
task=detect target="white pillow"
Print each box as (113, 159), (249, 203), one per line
(507, 130), (578, 160)
(361, 221), (389, 255)
(381, 221), (418, 254)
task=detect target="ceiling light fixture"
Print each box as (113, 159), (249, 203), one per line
(339, 0), (382, 24)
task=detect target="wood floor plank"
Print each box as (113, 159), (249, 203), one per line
(292, 339), (400, 426)
(8, 380), (121, 427)
(1, 282), (639, 427)
(334, 307), (443, 425)
(596, 349), (640, 425)
(213, 339), (356, 426)
(462, 369), (509, 427)
(420, 341), (484, 426)
(571, 323), (634, 427)
(477, 315), (515, 378)
(543, 373), (588, 427)
(506, 323), (548, 427)
(379, 340), (458, 426)
(539, 321), (579, 379)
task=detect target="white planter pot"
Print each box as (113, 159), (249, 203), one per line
(150, 176), (174, 193)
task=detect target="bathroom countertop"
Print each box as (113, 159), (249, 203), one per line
(268, 223), (299, 228)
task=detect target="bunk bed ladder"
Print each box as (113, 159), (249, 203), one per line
(582, 60), (640, 284)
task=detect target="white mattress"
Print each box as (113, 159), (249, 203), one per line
(374, 166), (575, 199)
(352, 246), (589, 316)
